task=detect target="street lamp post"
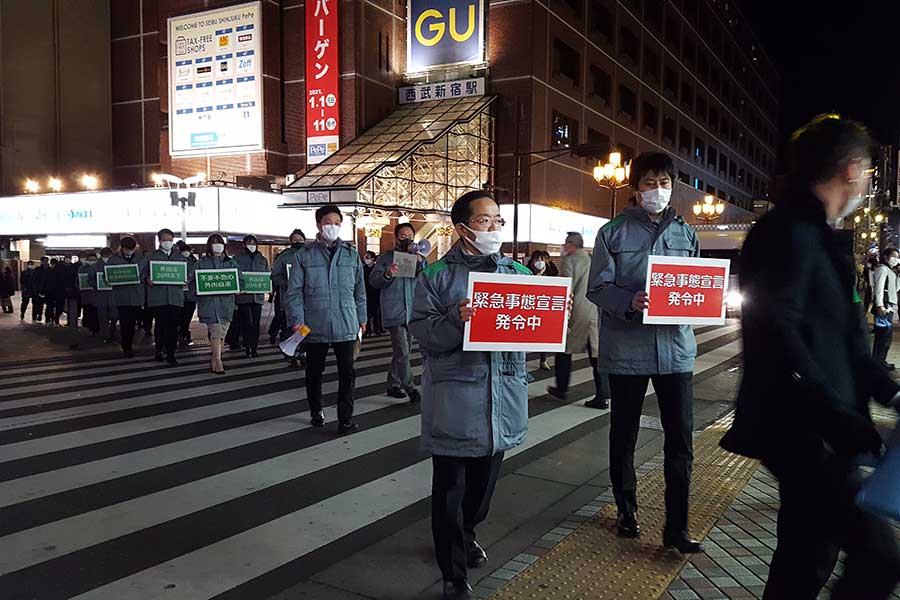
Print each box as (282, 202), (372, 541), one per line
(692, 194), (726, 223)
(156, 173), (205, 241)
(592, 152), (631, 216)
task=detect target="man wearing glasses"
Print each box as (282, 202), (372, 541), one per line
(410, 191), (531, 600)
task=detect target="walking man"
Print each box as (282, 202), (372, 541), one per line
(369, 222), (425, 403)
(108, 236), (144, 357)
(31, 256), (50, 322)
(588, 151), (702, 553)
(93, 247), (118, 343)
(235, 234), (269, 358)
(142, 228), (187, 365)
(19, 261), (35, 320)
(872, 246), (899, 370)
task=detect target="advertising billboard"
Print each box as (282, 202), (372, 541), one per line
(168, 2), (263, 157)
(306, 0), (341, 164)
(407, 0), (485, 73)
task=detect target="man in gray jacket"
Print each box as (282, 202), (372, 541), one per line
(410, 191), (531, 600)
(369, 222), (425, 403)
(588, 152), (702, 554)
(286, 205), (367, 434)
(142, 228), (187, 365)
(107, 236), (144, 357)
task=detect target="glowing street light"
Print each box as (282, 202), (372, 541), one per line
(47, 177), (63, 193)
(24, 179), (40, 194)
(693, 194), (726, 222)
(81, 174), (99, 190)
(875, 213), (884, 224)
(593, 151), (631, 216)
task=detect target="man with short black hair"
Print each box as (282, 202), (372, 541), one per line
(722, 115), (900, 599)
(108, 236), (144, 356)
(286, 205), (367, 434)
(141, 228), (187, 365)
(588, 151), (702, 553)
(369, 221), (425, 402)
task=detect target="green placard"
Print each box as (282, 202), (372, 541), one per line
(78, 273), (90, 290)
(241, 272), (272, 294)
(150, 260), (187, 285)
(96, 272), (112, 291)
(104, 264), (140, 286)
(196, 268), (240, 295)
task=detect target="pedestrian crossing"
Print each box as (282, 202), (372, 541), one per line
(0, 323), (742, 599)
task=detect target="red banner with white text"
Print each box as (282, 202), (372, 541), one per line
(306, 0), (340, 164)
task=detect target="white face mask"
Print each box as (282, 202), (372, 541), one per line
(211, 243), (225, 255)
(364, 258), (374, 266)
(534, 260), (545, 271)
(160, 241), (174, 252)
(123, 249), (134, 258)
(320, 224), (341, 242)
(462, 224), (503, 255)
(246, 244), (257, 253)
(639, 187), (672, 214)
(181, 251), (191, 259)
(889, 257), (899, 269)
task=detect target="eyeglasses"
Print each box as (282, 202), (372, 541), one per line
(467, 217), (506, 228)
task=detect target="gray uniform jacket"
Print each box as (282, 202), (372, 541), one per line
(142, 249), (187, 308)
(235, 251), (269, 305)
(272, 246), (302, 293)
(78, 263), (97, 305)
(107, 252), (145, 307)
(561, 249), (598, 355)
(409, 244), (532, 458)
(368, 250), (424, 328)
(286, 239), (367, 344)
(89, 261), (117, 313)
(195, 255), (242, 324)
(183, 255), (198, 303)
(587, 206), (700, 375)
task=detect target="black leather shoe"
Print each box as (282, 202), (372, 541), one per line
(166, 356), (179, 366)
(884, 362), (897, 371)
(407, 388), (422, 404)
(310, 410), (325, 427)
(250, 348), (259, 358)
(663, 531), (704, 554)
(467, 540), (487, 568)
(616, 512), (640, 538)
(442, 580), (473, 600)
(585, 398), (609, 409)
(546, 386), (568, 401)
(338, 421), (359, 435)
(154, 351), (164, 362)
(386, 387), (408, 399)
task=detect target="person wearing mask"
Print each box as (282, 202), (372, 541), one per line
(286, 204), (367, 434)
(872, 247), (900, 370)
(177, 241), (198, 348)
(45, 258), (66, 325)
(197, 234), (242, 374)
(32, 256), (50, 322)
(108, 236), (145, 357)
(92, 248), (118, 343)
(369, 223), (426, 402)
(362, 251), (383, 339)
(528, 250), (554, 371)
(270, 229), (306, 357)
(142, 228), (188, 366)
(547, 232), (610, 409)
(19, 261), (35, 320)
(0, 266), (15, 314)
(235, 234), (269, 358)
(410, 191), (531, 600)
(722, 115), (900, 599)
(588, 152), (702, 553)
(59, 257), (81, 348)
(79, 253), (99, 336)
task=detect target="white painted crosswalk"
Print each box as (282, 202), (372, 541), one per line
(0, 324), (742, 599)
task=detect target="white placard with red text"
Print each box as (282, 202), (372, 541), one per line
(643, 256), (730, 325)
(463, 272), (572, 352)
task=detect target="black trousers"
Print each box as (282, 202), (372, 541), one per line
(762, 443), (900, 599)
(179, 301), (196, 341)
(82, 304), (98, 333)
(555, 348), (610, 400)
(304, 340), (356, 423)
(117, 305), (140, 352)
(873, 325), (893, 365)
(431, 453), (504, 583)
(238, 303), (262, 350)
(152, 306), (180, 357)
(32, 294), (44, 320)
(608, 372), (693, 533)
(225, 308), (242, 347)
(20, 295), (31, 318)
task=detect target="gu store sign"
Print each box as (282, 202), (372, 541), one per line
(407, 0), (485, 72)
(306, 0), (341, 164)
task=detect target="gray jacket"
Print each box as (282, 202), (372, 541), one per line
(142, 249), (187, 308)
(234, 251), (269, 305)
(89, 260), (117, 312)
(588, 206), (700, 375)
(286, 239), (367, 344)
(107, 252), (145, 307)
(368, 250), (424, 328)
(195, 255), (242, 324)
(183, 255), (198, 303)
(272, 246), (302, 292)
(410, 244), (532, 458)
(78, 263), (97, 305)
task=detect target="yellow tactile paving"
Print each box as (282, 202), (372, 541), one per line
(491, 414), (759, 600)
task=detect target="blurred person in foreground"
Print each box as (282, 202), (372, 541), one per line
(410, 191), (531, 600)
(721, 114), (900, 599)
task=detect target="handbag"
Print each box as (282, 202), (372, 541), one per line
(856, 429), (900, 522)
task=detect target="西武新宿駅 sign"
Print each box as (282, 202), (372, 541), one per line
(399, 77), (484, 104)
(407, 0), (485, 73)
(167, 1), (263, 156)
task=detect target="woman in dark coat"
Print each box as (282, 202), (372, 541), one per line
(362, 251), (385, 337)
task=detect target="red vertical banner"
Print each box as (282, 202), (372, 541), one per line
(305, 0), (340, 164)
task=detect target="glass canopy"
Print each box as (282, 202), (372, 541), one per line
(283, 95), (495, 214)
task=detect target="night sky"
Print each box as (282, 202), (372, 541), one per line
(740, 1), (900, 168)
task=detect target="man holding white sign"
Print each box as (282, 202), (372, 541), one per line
(588, 152), (702, 554)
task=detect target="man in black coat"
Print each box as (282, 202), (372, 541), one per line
(31, 256), (50, 322)
(19, 261), (36, 320)
(721, 115), (900, 599)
